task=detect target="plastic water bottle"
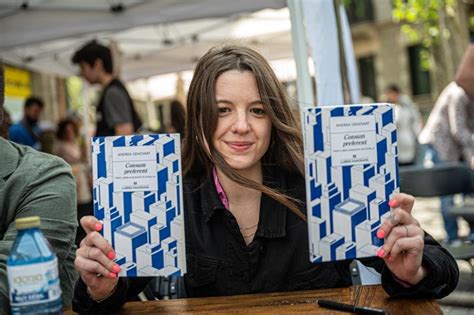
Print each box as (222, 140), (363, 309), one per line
(7, 216), (62, 314)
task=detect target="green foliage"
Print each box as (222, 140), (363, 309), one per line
(66, 76), (84, 111)
(392, 0), (458, 70)
(392, 0), (455, 45)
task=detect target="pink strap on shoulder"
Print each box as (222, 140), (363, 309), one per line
(213, 167), (229, 210)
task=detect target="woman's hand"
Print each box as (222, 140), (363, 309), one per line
(75, 216), (121, 301)
(376, 193), (426, 285)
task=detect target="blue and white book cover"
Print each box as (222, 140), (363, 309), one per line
(303, 104), (399, 263)
(92, 134), (186, 277)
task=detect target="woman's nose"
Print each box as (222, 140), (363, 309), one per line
(231, 111), (250, 134)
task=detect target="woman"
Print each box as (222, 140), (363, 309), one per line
(165, 99), (186, 138)
(54, 118), (92, 246)
(55, 118), (82, 164)
(72, 46), (458, 313)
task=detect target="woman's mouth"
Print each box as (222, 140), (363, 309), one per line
(225, 141), (254, 152)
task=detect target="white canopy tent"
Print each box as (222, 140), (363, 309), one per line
(0, 0), (294, 81)
(0, 0), (286, 48)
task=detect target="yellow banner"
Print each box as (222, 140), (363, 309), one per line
(4, 65), (32, 98)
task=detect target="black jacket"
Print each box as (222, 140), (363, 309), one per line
(73, 165), (459, 314)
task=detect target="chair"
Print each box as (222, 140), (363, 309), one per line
(399, 163), (474, 263)
(399, 163), (473, 197)
(450, 201), (474, 230)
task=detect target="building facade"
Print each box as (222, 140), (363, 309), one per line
(349, 0), (472, 119)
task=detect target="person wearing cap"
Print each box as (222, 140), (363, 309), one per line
(419, 44), (474, 244)
(0, 62), (78, 312)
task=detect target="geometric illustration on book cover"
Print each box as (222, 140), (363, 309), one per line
(92, 134), (186, 277)
(303, 104), (399, 263)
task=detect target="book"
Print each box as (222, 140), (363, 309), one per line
(91, 134), (186, 277)
(303, 104), (399, 263)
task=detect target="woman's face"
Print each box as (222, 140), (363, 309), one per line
(65, 123), (76, 141)
(212, 70), (272, 173)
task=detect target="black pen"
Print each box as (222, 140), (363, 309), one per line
(317, 299), (387, 314)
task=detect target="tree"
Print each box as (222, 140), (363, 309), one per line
(392, 0), (471, 94)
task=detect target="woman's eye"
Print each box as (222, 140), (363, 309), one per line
(217, 107), (231, 114)
(250, 108), (266, 116)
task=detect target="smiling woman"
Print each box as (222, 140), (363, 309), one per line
(213, 70), (272, 173)
(72, 46), (459, 314)
(183, 45), (306, 221)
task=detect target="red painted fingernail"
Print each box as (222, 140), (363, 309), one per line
(377, 248), (385, 258)
(113, 265), (121, 273)
(107, 251), (115, 260)
(389, 200), (398, 208)
(388, 255), (393, 262)
(377, 229), (385, 239)
(108, 272), (117, 279)
(94, 223), (103, 231)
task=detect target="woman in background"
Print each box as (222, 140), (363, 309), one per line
(55, 118), (92, 246)
(166, 99), (186, 138)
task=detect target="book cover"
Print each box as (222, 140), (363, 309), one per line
(303, 104), (399, 263)
(91, 134), (186, 277)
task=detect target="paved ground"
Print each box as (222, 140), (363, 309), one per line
(412, 196), (471, 242)
(412, 196), (474, 314)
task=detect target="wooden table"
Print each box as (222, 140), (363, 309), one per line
(66, 285), (442, 314)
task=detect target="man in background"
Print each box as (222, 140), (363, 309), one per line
(384, 84), (423, 166)
(71, 40), (142, 248)
(71, 40), (141, 136)
(8, 96), (44, 150)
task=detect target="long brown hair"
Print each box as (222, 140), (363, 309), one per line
(182, 45), (305, 220)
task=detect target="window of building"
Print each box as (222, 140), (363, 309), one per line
(346, 0), (375, 24)
(357, 55), (377, 101)
(408, 45), (431, 95)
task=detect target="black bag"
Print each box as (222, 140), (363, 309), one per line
(141, 276), (186, 300)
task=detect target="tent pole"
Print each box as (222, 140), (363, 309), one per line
(333, 0), (351, 104)
(287, 0), (314, 114)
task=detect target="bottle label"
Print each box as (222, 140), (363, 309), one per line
(7, 258), (61, 306)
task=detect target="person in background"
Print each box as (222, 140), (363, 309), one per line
(359, 95), (374, 104)
(54, 118), (82, 164)
(54, 118), (92, 246)
(72, 46), (458, 313)
(384, 85), (423, 166)
(71, 40), (142, 136)
(166, 99), (186, 138)
(8, 96), (44, 150)
(38, 120), (58, 154)
(419, 44), (474, 245)
(0, 107), (11, 139)
(0, 63), (78, 313)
